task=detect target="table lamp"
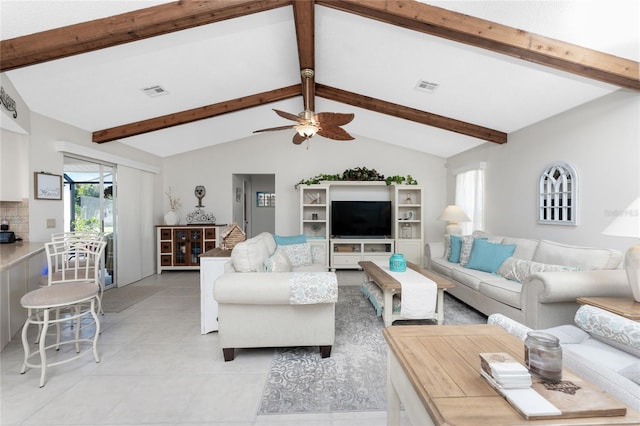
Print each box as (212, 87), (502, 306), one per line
(602, 197), (640, 302)
(438, 205), (471, 236)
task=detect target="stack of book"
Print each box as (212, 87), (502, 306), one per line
(479, 352), (532, 389)
(479, 352), (561, 418)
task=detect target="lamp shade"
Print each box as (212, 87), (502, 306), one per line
(438, 205), (471, 223)
(602, 197), (640, 302)
(602, 197), (640, 238)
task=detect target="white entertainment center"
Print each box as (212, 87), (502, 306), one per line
(298, 182), (424, 270)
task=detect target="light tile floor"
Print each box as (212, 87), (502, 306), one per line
(1, 271), (409, 425)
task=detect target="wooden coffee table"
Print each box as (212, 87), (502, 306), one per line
(358, 261), (454, 326)
(383, 325), (639, 426)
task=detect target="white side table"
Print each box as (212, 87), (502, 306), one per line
(199, 248), (232, 334)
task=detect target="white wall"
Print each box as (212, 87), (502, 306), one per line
(445, 89), (640, 253)
(12, 112), (163, 285)
(27, 113), (163, 241)
(161, 132), (448, 243)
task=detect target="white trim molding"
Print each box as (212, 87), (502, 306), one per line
(54, 141), (160, 174)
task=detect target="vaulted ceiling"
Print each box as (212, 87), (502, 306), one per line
(1, 0), (638, 158)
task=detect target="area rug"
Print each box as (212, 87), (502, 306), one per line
(101, 285), (163, 313)
(258, 285), (487, 414)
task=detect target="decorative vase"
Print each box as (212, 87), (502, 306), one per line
(164, 210), (179, 225)
(389, 253), (406, 272)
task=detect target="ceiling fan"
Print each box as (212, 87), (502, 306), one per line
(253, 68), (355, 145)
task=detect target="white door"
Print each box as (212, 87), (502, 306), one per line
(116, 166), (155, 286)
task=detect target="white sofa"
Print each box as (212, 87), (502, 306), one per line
(489, 306), (640, 411)
(425, 231), (631, 329)
(213, 232), (337, 361)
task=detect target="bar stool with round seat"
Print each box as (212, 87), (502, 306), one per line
(46, 231), (106, 312)
(20, 239), (106, 387)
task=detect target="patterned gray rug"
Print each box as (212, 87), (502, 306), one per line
(258, 284), (487, 414)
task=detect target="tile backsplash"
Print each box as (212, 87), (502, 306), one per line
(0, 199), (29, 241)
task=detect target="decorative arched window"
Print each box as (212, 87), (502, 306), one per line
(538, 161), (577, 225)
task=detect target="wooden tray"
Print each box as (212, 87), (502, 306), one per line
(523, 370), (627, 420)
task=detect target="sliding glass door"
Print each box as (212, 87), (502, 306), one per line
(63, 156), (116, 289)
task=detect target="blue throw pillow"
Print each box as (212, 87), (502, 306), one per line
(465, 239), (516, 273)
(448, 235), (463, 263)
(274, 234), (307, 246)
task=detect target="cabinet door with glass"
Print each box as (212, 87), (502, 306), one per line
(156, 225), (220, 273)
(173, 228), (203, 266)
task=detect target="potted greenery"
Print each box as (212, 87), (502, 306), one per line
(295, 167), (417, 188)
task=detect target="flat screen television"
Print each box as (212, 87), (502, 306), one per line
(331, 201), (392, 238)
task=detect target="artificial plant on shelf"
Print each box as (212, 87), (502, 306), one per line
(341, 166), (385, 181)
(295, 167), (418, 189)
(385, 174), (418, 185)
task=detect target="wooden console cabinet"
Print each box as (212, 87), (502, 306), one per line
(156, 225), (223, 274)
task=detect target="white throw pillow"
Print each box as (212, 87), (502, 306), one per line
(264, 247), (291, 272)
(231, 236), (271, 272)
(533, 240), (622, 270)
(280, 243), (313, 268)
(574, 305), (640, 358)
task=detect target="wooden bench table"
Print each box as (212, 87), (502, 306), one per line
(384, 324), (640, 426)
(358, 260), (454, 326)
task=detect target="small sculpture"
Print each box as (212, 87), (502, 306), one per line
(194, 185), (206, 207)
(186, 185), (216, 224)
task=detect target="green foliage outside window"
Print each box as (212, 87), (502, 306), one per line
(71, 184), (100, 232)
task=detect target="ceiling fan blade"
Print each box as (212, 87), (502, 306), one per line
(315, 112), (354, 127)
(273, 109), (304, 123)
(292, 133), (307, 145)
(253, 125), (295, 133)
(317, 126), (354, 141)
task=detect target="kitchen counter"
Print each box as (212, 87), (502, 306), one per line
(0, 241), (45, 272)
(0, 241), (46, 350)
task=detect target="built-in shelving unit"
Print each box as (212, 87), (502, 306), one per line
(298, 182), (424, 270)
(392, 185), (424, 265)
(299, 185), (330, 268)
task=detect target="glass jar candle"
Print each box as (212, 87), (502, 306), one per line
(524, 331), (562, 382)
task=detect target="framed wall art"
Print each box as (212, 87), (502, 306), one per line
(256, 192), (275, 207)
(34, 172), (62, 200)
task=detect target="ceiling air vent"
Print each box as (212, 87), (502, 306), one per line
(141, 85), (169, 97)
(415, 80), (439, 93)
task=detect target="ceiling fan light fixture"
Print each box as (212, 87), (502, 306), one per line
(295, 123), (318, 137)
